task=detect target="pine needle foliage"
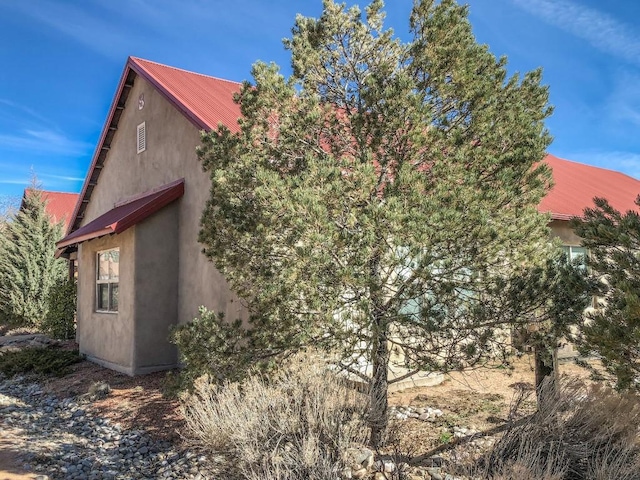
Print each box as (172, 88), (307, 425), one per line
(572, 197), (640, 391)
(0, 188), (66, 327)
(195, 0), (555, 445)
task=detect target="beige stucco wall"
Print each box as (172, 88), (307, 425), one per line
(549, 219), (582, 246)
(133, 202), (179, 373)
(549, 218), (586, 359)
(76, 73), (245, 374)
(77, 228), (135, 374)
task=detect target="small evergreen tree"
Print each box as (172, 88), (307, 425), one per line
(511, 250), (594, 402)
(572, 197), (640, 391)
(0, 187), (66, 327)
(42, 277), (77, 340)
(195, 0), (556, 445)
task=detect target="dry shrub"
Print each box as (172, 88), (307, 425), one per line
(180, 352), (369, 479)
(464, 378), (640, 479)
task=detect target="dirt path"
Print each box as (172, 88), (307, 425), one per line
(0, 428), (37, 480)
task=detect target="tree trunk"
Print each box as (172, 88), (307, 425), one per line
(534, 345), (558, 408)
(369, 324), (389, 448)
(368, 249), (389, 449)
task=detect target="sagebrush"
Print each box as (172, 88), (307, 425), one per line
(463, 379), (640, 479)
(180, 353), (370, 480)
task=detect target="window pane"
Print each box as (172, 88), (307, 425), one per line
(97, 284), (109, 310)
(570, 246), (586, 261)
(110, 284), (119, 311)
(98, 253), (110, 280)
(109, 251), (119, 280)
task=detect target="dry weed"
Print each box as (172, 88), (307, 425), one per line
(463, 377), (640, 479)
(180, 352), (369, 479)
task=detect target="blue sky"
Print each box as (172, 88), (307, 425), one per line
(0, 0), (639, 205)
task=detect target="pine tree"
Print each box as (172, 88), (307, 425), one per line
(510, 251), (594, 403)
(0, 187), (66, 327)
(572, 197), (640, 391)
(195, 0), (555, 445)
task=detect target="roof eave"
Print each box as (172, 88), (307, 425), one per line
(112, 180), (185, 234)
(550, 213), (581, 221)
(56, 227), (115, 250)
(56, 178), (185, 253)
(67, 61), (138, 236)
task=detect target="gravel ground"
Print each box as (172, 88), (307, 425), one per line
(0, 374), (210, 480)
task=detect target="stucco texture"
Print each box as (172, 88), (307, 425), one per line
(76, 74), (244, 374)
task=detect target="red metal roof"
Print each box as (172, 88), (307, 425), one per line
(57, 179), (184, 250)
(67, 57), (242, 237)
(128, 57), (242, 132)
(539, 154), (640, 220)
(67, 57), (640, 242)
(23, 189), (79, 231)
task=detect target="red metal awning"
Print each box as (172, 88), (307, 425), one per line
(56, 178), (184, 252)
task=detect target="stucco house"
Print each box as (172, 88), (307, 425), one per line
(57, 57), (640, 376)
(56, 57), (246, 375)
(540, 154), (640, 261)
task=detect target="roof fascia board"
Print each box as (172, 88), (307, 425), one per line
(113, 181), (184, 233)
(550, 213), (578, 221)
(56, 179), (185, 250)
(67, 60), (136, 237)
(57, 227), (114, 249)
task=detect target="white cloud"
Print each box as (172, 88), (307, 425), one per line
(40, 173), (86, 183)
(0, 178), (31, 185)
(510, 0), (640, 66)
(604, 71), (640, 128)
(0, 99), (54, 127)
(565, 151), (640, 179)
(0, 129), (92, 156)
(2, 1), (147, 59)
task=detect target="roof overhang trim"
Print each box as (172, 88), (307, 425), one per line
(56, 178), (184, 255)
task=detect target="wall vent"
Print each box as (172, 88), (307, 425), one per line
(137, 122), (146, 154)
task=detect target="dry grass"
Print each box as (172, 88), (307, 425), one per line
(462, 378), (640, 479)
(180, 352), (370, 479)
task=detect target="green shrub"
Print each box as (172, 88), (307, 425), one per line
(42, 277), (76, 340)
(180, 353), (369, 479)
(170, 307), (263, 390)
(0, 347), (81, 377)
(0, 187), (66, 327)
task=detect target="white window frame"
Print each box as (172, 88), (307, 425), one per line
(96, 248), (119, 313)
(562, 245), (587, 269)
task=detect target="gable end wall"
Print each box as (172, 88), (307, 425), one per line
(77, 74), (245, 374)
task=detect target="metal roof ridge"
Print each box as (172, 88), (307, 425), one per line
(547, 154), (640, 182)
(129, 56), (243, 86)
